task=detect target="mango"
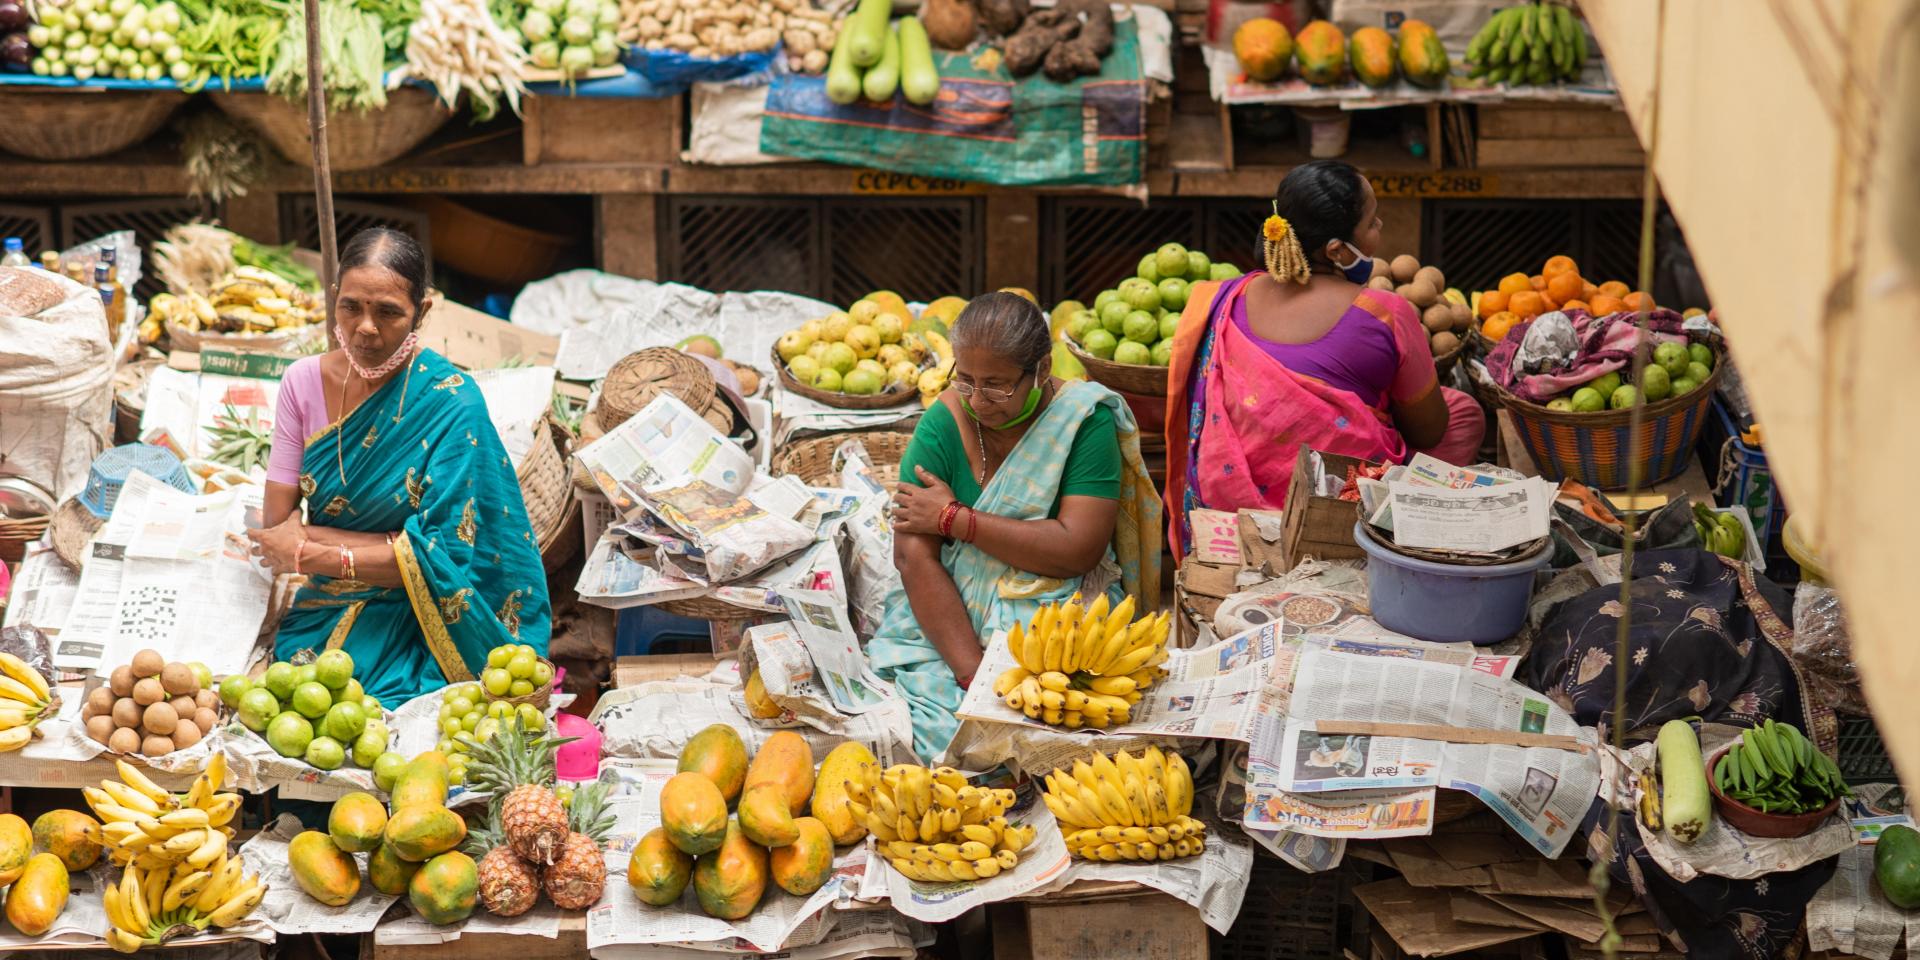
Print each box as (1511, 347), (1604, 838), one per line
(1232, 17), (1292, 82)
(743, 730), (814, 815)
(737, 782), (800, 848)
(409, 851), (478, 925)
(0, 814), (32, 886)
(1293, 20), (1347, 85)
(769, 817), (835, 896)
(660, 772), (729, 856)
(328, 792), (389, 854)
(391, 752), (451, 810)
(368, 841), (422, 897)
(810, 741), (876, 845)
(677, 724), (749, 804)
(30, 810), (99, 872)
(384, 804), (467, 863)
(628, 827), (694, 906)
(4, 853), (67, 936)
(289, 830), (361, 906)
(693, 820), (767, 920)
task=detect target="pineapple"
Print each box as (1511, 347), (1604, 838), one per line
(462, 719), (574, 866)
(542, 782), (614, 910)
(466, 811), (541, 917)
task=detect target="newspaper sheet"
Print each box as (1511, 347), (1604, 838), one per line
(869, 783), (1073, 925)
(591, 907), (931, 960)
(55, 472), (269, 675)
(1245, 784), (1439, 840)
(772, 392), (920, 446)
(242, 814), (399, 935)
(1044, 820), (1256, 934)
(1384, 477), (1556, 553)
(1807, 840), (1920, 960)
(139, 367), (281, 461)
(1244, 825), (1346, 873)
(775, 590), (890, 714)
(574, 393), (812, 584)
(590, 681), (915, 768)
(574, 533), (711, 610)
(375, 901), (564, 944)
(1, 545), (78, 635)
(740, 618), (901, 736)
(468, 366), (559, 469)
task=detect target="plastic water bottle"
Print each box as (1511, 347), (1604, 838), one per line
(0, 238), (28, 268)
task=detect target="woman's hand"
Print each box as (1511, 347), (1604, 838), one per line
(245, 514), (306, 576)
(892, 466), (959, 537)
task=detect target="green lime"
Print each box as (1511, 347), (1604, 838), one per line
(262, 662), (297, 702)
(1570, 387), (1605, 413)
(265, 711), (313, 758)
(1591, 371), (1623, 399)
(323, 701), (367, 742)
(218, 675), (252, 710)
(314, 649), (354, 690)
(1688, 342), (1713, 369)
(305, 735), (345, 771)
(237, 688), (279, 732)
(291, 681), (333, 720)
(372, 752), (407, 792)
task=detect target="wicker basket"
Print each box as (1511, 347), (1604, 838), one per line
(1492, 338), (1726, 489)
(516, 415), (574, 552)
(1062, 336), (1171, 397)
(657, 594), (762, 622)
(112, 359), (163, 445)
(596, 348), (717, 430)
(0, 89), (187, 161)
(209, 88), (452, 172)
(1431, 332), (1468, 381)
(482, 655), (555, 711)
(769, 345), (920, 410)
(0, 515), (49, 566)
(771, 430), (914, 488)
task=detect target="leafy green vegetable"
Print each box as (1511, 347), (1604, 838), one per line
(267, 0), (390, 112)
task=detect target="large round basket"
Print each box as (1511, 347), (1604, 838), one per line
(596, 348), (716, 430)
(1061, 337), (1170, 397)
(0, 88), (188, 160)
(516, 415), (580, 571)
(0, 514), (49, 566)
(657, 594), (761, 622)
(209, 88), (452, 171)
(771, 429), (914, 491)
(769, 346), (920, 410)
(1491, 338), (1726, 490)
(113, 359), (163, 446)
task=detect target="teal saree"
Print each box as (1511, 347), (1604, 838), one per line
(275, 349), (550, 706)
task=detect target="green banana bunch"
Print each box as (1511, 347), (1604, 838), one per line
(1464, 2), (1588, 85)
(1692, 503), (1747, 559)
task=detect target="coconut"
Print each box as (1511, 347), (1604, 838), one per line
(130, 649), (164, 679)
(1389, 255), (1420, 283)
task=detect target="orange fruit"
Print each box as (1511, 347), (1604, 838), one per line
(1529, 274), (1547, 291)
(1477, 290), (1511, 319)
(1623, 291), (1655, 313)
(1588, 295), (1626, 317)
(1481, 311), (1520, 342)
(1508, 291), (1544, 317)
(1546, 272), (1584, 305)
(1598, 280), (1630, 299)
(1561, 299), (1591, 314)
(1543, 255), (1578, 278)
(1582, 282), (1598, 301)
(1497, 273), (1532, 295)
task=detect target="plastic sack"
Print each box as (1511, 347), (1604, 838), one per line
(624, 43), (779, 88)
(0, 267), (115, 498)
(0, 625), (56, 695)
(1791, 582), (1865, 715)
(1513, 310), (1580, 373)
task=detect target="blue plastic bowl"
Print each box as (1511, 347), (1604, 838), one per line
(1353, 521), (1551, 645)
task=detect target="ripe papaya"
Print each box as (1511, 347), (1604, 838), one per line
(368, 841), (422, 897)
(391, 752), (451, 810)
(743, 669), (781, 719)
(769, 817), (835, 896)
(384, 804), (467, 863)
(0, 814), (32, 886)
(29, 810), (99, 872)
(743, 730), (814, 815)
(693, 820), (767, 921)
(677, 724), (749, 804)
(628, 827), (694, 907)
(1349, 26), (1396, 88)
(660, 772), (729, 857)
(4, 853), (67, 936)
(328, 792), (389, 854)
(289, 830), (362, 907)
(1231, 17), (1292, 82)
(1293, 20), (1347, 86)
(811, 741), (876, 845)
(409, 851), (478, 925)
(1398, 20), (1449, 88)
(737, 782), (800, 848)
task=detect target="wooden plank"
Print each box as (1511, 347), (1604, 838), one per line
(371, 913), (586, 960)
(1170, 112), (1229, 172)
(1175, 165), (1644, 199)
(614, 653), (719, 688)
(1479, 105), (1639, 140)
(524, 94), (682, 166)
(595, 193), (659, 280)
(1314, 721), (1589, 753)
(1019, 891), (1208, 960)
(1477, 137), (1646, 169)
(983, 191), (1040, 293)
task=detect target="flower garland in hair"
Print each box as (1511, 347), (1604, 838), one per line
(1262, 202), (1311, 285)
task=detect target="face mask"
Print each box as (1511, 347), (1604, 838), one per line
(960, 370), (1045, 430)
(1335, 241), (1373, 284)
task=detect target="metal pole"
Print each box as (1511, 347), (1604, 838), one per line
(302, 0), (339, 346)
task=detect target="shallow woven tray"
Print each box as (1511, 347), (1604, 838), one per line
(596, 347), (717, 431)
(1062, 336), (1170, 397)
(657, 594), (762, 622)
(0, 88), (187, 160)
(769, 345), (920, 410)
(771, 430), (913, 489)
(209, 88), (452, 171)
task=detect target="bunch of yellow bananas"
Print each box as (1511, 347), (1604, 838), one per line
(845, 763), (1036, 883)
(104, 847), (266, 953)
(993, 594), (1169, 729)
(84, 757), (242, 872)
(1042, 746), (1206, 862)
(0, 652), (54, 752)
(145, 292), (216, 336)
(165, 267), (321, 334)
(915, 332), (955, 408)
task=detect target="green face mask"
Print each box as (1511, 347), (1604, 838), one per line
(960, 370), (1044, 430)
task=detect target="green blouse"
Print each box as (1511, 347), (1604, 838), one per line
(896, 398), (1122, 517)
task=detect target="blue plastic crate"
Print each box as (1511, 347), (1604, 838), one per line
(1702, 397), (1788, 562)
(615, 606), (711, 657)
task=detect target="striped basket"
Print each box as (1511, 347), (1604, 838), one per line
(1491, 339), (1725, 490)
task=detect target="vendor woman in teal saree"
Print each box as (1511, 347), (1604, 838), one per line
(246, 228), (549, 706)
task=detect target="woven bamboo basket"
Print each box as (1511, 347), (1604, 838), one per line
(516, 415), (574, 554)
(596, 347), (717, 430)
(112, 359), (163, 445)
(482, 655), (554, 711)
(657, 594), (761, 622)
(769, 345), (920, 410)
(771, 430), (913, 489)
(0, 515), (49, 565)
(1061, 336), (1171, 397)
(209, 88), (452, 171)
(0, 89), (187, 160)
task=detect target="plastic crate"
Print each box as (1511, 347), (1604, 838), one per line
(614, 606), (711, 657)
(1212, 856), (1364, 960)
(1701, 397), (1790, 568)
(1836, 714), (1900, 784)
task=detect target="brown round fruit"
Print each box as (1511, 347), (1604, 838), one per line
(1422, 304), (1452, 333)
(140, 735), (175, 757)
(159, 663), (196, 696)
(1367, 276), (1394, 292)
(193, 708), (220, 734)
(194, 689), (220, 712)
(169, 695), (196, 718)
(1390, 254), (1420, 284)
(1369, 257), (1389, 281)
(131, 677), (165, 706)
(130, 650), (165, 679)
(86, 687), (115, 716)
(171, 718), (203, 750)
(142, 702), (179, 736)
(85, 715), (114, 745)
(1431, 331), (1461, 355)
(108, 666), (134, 698)
(110, 698), (141, 729)
(1414, 265), (1445, 292)
(107, 727), (140, 754)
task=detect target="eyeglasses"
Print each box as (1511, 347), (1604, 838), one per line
(952, 371), (1034, 404)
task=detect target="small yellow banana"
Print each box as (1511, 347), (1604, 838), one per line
(115, 760), (174, 807)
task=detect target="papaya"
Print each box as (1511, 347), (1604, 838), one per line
(4, 853), (67, 936)
(368, 841), (422, 897)
(677, 724), (749, 804)
(1398, 20), (1449, 88)
(289, 830), (362, 907)
(1348, 26), (1396, 88)
(693, 820), (767, 921)
(0, 814), (32, 886)
(29, 810), (99, 872)
(743, 669), (781, 720)
(391, 751), (451, 810)
(628, 827), (695, 907)
(737, 783), (798, 848)
(1231, 17), (1292, 82)
(384, 804), (467, 863)
(328, 792), (389, 854)
(811, 741), (876, 845)
(1876, 823), (1920, 909)
(1293, 20), (1347, 86)
(660, 772), (729, 856)
(769, 817), (835, 896)
(743, 730), (814, 815)
(409, 851), (478, 925)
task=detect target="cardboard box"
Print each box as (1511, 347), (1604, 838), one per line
(1277, 447), (1374, 572)
(613, 653), (717, 688)
(418, 299), (559, 369)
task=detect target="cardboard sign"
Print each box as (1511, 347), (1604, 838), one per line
(1188, 508), (1243, 566)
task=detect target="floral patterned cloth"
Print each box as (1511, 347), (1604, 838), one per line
(1520, 549), (1837, 958)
